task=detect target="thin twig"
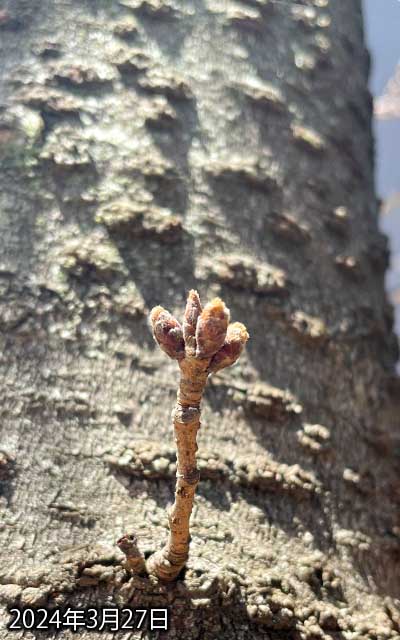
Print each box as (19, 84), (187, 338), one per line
(117, 533), (147, 575)
(145, 291), (249, 581)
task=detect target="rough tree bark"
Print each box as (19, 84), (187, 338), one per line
(0, 0), (399, 638)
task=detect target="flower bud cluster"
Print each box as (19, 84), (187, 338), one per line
(150, 291), (249, 371)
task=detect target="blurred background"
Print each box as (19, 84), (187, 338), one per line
(364, 0), (400, 360)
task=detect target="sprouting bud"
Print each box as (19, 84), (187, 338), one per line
(183, 289), (203, 357)
(209, 322), (249, 372)
(195, 298), (230, 359)
(150, 306), (185, 360)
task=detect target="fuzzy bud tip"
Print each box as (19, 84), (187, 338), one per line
(209, 322), (249, 372)
(195, 297), (230, 359)
(183, 289), (203, 356)
(149, 305), (185, 360)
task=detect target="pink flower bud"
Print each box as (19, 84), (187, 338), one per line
(209, 322), (249, 372)
(183, 289), (203, 357)
(150, 306), (185, 360)
(195, 298), (230, 359)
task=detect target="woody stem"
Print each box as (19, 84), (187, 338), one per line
(146, 357), (209, 581)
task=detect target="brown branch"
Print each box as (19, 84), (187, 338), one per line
(117, 533), (146, 575)
(145, 292), (249, 581)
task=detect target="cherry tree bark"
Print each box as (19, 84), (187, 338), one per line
(0, 0), (399, 638)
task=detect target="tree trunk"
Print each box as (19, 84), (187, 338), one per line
(0, 0), (399, 638)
